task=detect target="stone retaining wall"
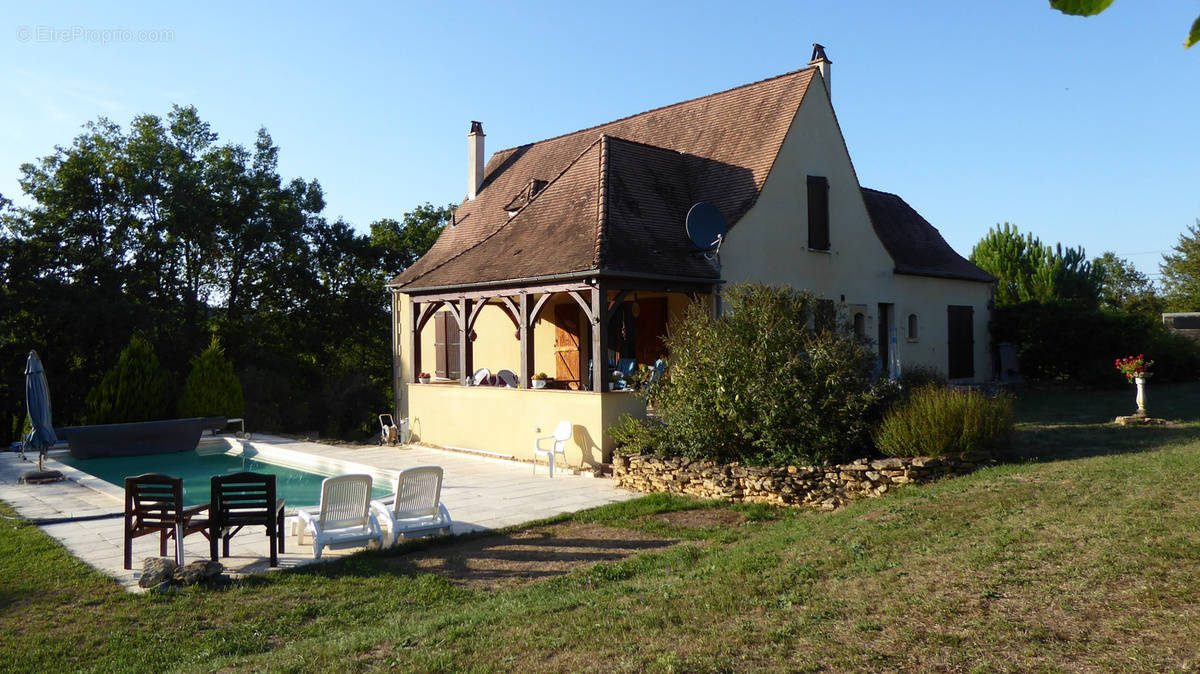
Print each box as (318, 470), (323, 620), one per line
(612, 451), (990, 510)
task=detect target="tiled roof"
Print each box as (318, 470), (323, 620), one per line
(390, 68), (993, 291)
(391, 68), (815, 290)
(860, 188), (995, 283)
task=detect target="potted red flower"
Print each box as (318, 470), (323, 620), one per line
(1114, 355), (1152, 416)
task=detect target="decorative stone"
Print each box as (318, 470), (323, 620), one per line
(139, 558), (179, 588)
(174, 560), (224, 586)
(870, 458), (905, 470)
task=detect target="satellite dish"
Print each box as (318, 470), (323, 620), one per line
(685, 202), (727, 252)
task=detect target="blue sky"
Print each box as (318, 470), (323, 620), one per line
(2, 1), (1196, 281)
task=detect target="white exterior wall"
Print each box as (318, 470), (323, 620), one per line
(720, 75), (993, 381)
(893, 275), (993, 380)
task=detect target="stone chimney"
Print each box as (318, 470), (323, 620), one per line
(808, 44), (831, 97)
(468, 121), (485, 200)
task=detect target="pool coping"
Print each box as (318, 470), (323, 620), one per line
(43, 435), (406, 516)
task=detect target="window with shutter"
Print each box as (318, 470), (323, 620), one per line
(807, 175), (830, 251)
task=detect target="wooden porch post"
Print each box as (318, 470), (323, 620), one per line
(459, 298), (473, 384)
(519, 293), (534, 388)
(590, 282), (609, 392)
(408, 296), (421, 385)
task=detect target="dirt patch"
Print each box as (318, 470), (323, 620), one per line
(382, 521), (680, 591)
(647, 508), (746, 528)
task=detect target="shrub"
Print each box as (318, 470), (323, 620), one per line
(609, 414), (668, 455)
(84, 334), (173, 424)
(992, 301), (1200, 385)
(177, 337), (244, 419)
(645, 283), (895, 467)
(874, 386), (1014, 458)
(897, 365), (947, 392)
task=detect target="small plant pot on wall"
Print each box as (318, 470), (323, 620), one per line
(532, 380), (547, 389)
(417, 372), (431, 384)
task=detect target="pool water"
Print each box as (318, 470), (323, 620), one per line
(57, 450), (390, 510)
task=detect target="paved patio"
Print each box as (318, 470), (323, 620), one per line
(0, 434), (638, 591)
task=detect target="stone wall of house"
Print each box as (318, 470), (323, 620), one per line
(612, 451), (990, 509)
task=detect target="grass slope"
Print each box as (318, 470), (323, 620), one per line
(2, 384), (1200, 672)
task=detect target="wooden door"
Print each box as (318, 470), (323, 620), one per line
(947, 305), (974, 379)
(634, 298), (668, 366)
(554, 304), (582, 389)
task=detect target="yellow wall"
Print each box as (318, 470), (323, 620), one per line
(407, 384), (647, 467)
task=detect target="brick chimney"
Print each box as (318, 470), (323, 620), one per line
(808, 44), (831, 97)
(468, 121), (485, 200)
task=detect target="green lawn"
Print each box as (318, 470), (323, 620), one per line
(3, 384), (1200, 672)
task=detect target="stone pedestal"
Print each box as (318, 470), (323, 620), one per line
(1134, 376), (1147, 417)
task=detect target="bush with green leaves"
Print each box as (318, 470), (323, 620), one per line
(992, 301), (1200, 385)
(874, 386), (1014, 458)
(177, 337), (244, 419)
(84, 335), (173, 424)
(644, 283), (896, 467)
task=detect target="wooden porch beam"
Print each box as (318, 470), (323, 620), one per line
(519, 293), (534, 388)
(590, 281), (609, 392)
(458, 298), (473, 383)
(497, 296), (521, 334)
(467, 299), (488, 332)
(414, 300), (444, 334)
(530, 292), (553, 324)
(607, 289), (630, 315)
(408, 296), (422, 385)
(567, 290), (595, 325)
(409, 281), (593, 304)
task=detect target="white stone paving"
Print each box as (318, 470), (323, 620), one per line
(0, 434), (638, 591)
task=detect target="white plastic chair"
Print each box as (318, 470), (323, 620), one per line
(496, 369), (518, 388)
(296, 474), (382, 559)
(369, 466), (453, 546)
(533, 421), (573, 478)
(472, 368), (491, 386)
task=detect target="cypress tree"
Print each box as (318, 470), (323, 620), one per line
(84, 335), (173, 423)
(177, 336), (244, 418)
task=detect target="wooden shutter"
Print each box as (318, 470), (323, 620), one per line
(434, 312), (448, 379)
(947, 305), (974, 379)
(807, 175), (830, 251)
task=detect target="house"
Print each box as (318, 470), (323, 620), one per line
(387, 46), (995, 469)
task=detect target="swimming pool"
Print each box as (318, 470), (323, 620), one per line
(56, 447), (391, 510)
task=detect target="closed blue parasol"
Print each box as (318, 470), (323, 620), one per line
(23, 350), (59, 475)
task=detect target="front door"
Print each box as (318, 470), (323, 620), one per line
(634, 298), (668, 366)
(554, 304), (582, 390)
(947, 305), (974, 379)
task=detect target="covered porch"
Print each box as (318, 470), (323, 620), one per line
(391, 274), (715, 467)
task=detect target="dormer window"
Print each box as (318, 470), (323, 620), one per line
(807, 175), (830, 251)
(503, 178), (548, 213)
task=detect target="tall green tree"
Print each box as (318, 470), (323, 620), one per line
(84, 334), (173, 424)
(969, 222), (1100, 307)
(369, 203), (452, 275)
(1, 106), (447, 442)
(1160, 221), (1200, 311)
(1092, 251), (1162, 316)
